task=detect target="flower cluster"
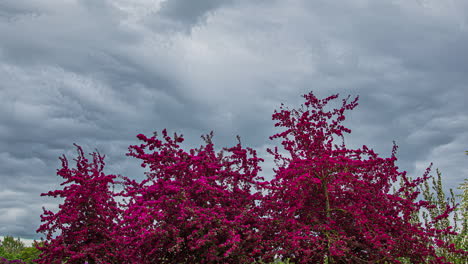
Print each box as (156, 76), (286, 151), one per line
(36, 145), (121, 264)
(36, 92), (467, 263)
(0, 258), (25, 264)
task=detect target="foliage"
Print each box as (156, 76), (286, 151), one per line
(394, 153), (468, 264)
(255, 258), (294, 264)
(36, 92), (467, 263)
(0, 236), (24, 261)
(456, 178), (468, 250)
(17, 245), (41, 264)
(0, 238), (41, 264)
(0, 257), (26, 264)
(1, 236), (24, 257)
(118, 131), (267, 263)
(421, 169), (466, 263)
(452, 151), (467, 253)
(258, 93), (466, 263)
(36, 145), (122, 264)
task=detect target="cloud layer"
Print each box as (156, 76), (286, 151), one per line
(1, 0), (467, 241)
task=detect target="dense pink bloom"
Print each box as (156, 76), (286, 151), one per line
(259, 92), (466, 263)
(36, 145), (121, 264)
(116, 131), (267, 263)
(37, 92), (467, 263)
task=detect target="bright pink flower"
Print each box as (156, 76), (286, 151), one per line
(37, 92), (467, 263)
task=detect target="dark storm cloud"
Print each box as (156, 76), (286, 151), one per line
(276, 0), (468, 193)
(0, 0), (467, 244)
(143, 0), (236, 34)
(158, 0), (234, 26)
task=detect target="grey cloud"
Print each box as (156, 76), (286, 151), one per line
(0, 0), (135, 69)
(154, 0), (235, 32)
(0, 0), (43, 22)
(0, 0), (467, 242)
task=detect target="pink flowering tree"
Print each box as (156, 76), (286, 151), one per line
(116, 130), (267, 263)
(36, 144), (121, 264)
(35, 92), (467, 263)
(260, 92), (466, 263)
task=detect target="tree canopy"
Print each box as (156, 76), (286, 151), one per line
(35, 92), (467, 263)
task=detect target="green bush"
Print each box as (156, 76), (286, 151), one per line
(0, 237), (41, 264)
(17, 247), (41, 264)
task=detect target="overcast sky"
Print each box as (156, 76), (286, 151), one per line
(1, 0), (467, 245)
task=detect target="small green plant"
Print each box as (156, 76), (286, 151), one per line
(394, 154), (468, 264)
(18, 246), (41, 264)
(254, 258), (294, 264)
(0, 236), (24, 261)
(0, 237), (42, 264)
